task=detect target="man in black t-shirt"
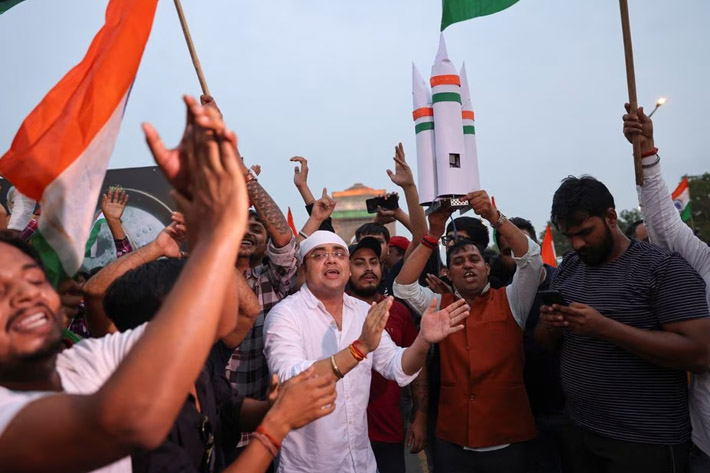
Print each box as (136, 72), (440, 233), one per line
(536, 176), (710, 473)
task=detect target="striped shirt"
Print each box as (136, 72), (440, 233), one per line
(551, 239), (709, 444)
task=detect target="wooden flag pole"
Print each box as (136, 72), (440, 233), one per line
(619, 0), (643, 186)
(173, 0), (210, 96)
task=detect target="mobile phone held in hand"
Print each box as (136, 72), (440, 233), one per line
(365, 194), (399, 214)
(537, 289), (569, 307)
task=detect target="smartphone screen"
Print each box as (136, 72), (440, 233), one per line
(537, 289), (568, 307)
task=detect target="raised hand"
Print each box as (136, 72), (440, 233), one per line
(425, 273), (453, 295)
(420, 298), (470, 344)
(291, 156), (309, 189)
(358, 296), (394, 353)
(199, 94), (223, 119)
(311, 188), (336, 222)
(464, 190), (496, 223)
(427, 205), (455, 239)
(144, 96), (248, 247)
(143, 95), (236, 198)
(386, 143), (415, 188)
(374, 206), (397, 225)
(154, 212), (187, 258)
(101, 187), (129, 221)
(622, 103), (655, 153)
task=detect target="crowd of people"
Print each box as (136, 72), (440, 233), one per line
(0, 96), (708, 473)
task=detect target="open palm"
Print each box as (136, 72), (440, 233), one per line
(420, 298), (470, 344)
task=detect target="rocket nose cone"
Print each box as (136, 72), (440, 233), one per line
(435, 33), (449, 63)
(412, 63), (425, 85)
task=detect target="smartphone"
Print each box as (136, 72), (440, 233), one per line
(366, 194), (399, 214)
(537, 289), (568, 307)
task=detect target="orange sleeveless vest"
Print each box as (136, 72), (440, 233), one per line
(436, 290), (536, 448)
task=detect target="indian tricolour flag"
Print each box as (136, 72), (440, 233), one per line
(441, 0), (520, 30)
(0, 0), (158, 284)
(0, 0), (26, 15)
(672, 177), (692, 223)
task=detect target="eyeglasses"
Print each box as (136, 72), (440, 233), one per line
(307, 250), (349, 261)
(440, 235), (458, 245)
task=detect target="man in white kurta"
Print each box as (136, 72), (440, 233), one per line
(264, 231), (469, 473)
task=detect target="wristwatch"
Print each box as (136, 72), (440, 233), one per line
(492, 210), (507, 230)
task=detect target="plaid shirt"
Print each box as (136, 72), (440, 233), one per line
(114, 237), (133, 258)
(225, 237), (298, 446)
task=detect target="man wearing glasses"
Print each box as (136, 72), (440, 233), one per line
(264, 231), (470, 473)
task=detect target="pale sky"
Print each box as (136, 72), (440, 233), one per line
(1, 0), (708, 239)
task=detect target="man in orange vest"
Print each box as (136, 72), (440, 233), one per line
(394, 190), (543, 473)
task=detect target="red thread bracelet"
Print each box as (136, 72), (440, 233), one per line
(350, 341), (366, 361)
(641, 147), (658, 158)
(256, 425), (281, 450)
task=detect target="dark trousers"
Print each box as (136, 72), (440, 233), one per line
(689, 442), (710, 473)
(433, 438), (526, 473)
(371, 441), (405, 473)
(560, 421), (690, 473)
(526, 413), (566, 473)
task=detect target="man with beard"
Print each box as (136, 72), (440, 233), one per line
(536, 175), (710, 473)
(347, 237), (426, 473)
(394, 191), (543, 473)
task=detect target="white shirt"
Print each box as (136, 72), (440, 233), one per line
(263, 285), (419, 473)
(393, 237), (542, 452)
(0, 325), (146, 473)
(638, 157), (710, 457)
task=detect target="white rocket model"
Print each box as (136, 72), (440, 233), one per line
(460, 63), (481, 192)
(430, 34), (466, 197)
(412, 34), (481, 207)
(412, 63), (437, 205)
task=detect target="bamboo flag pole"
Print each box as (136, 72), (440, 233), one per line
(173, 0), (210, 96)
(619, 0), (643, 186)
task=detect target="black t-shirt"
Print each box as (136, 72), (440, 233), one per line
(551, 240), (710, 444)
(132, 342), (243, 473)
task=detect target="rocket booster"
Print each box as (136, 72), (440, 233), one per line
(412, 63), (437, 205)
(430, 34), (467, 197)
(460, 63), (481, 192)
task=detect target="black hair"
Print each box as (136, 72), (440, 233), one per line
(445, 238), (488, 268)
(446, 217), (489, 248)
(103, 258), (186, 331)
(493, 216), (538, 247)
(355, 223), (390, 244)
(625, 220), (644, 239)
(0, 230), (45, 271)
(551, 176), (615, 228)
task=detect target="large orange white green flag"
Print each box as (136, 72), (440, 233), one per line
(541, 224), (557, 267)
(0, 0), (159, 281)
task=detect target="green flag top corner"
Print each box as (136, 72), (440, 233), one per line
(441, 0), (519, 31)
(0, 0), (26, 15)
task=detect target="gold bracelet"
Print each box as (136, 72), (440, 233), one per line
(330, 355), (344, 379)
